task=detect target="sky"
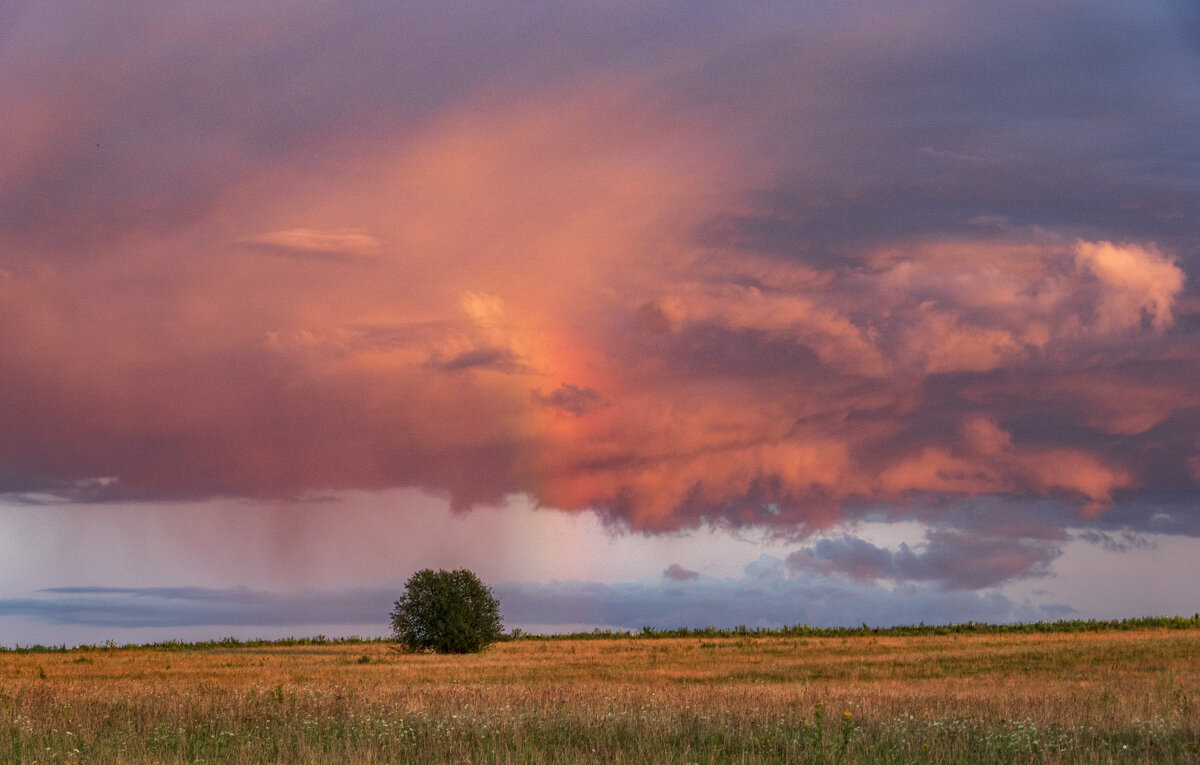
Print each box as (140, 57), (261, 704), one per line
(2, 0), (1199, 646)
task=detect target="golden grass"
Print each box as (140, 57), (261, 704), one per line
(2, 630), (1197, 762)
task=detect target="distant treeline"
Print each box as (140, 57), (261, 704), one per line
(5, 615), (1199, 653)
(512, 614), (1200, 641)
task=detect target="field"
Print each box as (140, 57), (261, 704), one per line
(2, 628), (1198, 763)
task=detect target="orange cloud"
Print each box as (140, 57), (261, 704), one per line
(1073, 240), (1183, 333)
(0, 67), (1192, 535)
(877, 418), (1132, 510)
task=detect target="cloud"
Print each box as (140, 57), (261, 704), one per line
(1074, 240), (1184, 333)
(494, 576), (1060, 631)
(785, 531), (1062, 590)
(0, 586), (396, 629)
(430, 347), (528, 374)
(742, 554), (785, 580)
(533, 383), (608, 417)
(240, 228), (382, 260)
(524, 236), (1178, 529)
(662, 563), (699, 581)
(1075, 530), (1155, 553)
(0, 565), (1064, 638)
(0, 0), (1198, 570)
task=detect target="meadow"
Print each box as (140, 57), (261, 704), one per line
(1, 625), (1198, 763)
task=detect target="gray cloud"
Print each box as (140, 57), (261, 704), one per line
(786, 531), (1062, 590)
(431, 347), (530, 374)
(7, 1), (1192, 259)
(494, 576), (1059, 631)
(1075, 530), (1156, 553)
(699, 0), (1200, 260)
(7, 586), (397, 629)
(533, 383), (609, 417)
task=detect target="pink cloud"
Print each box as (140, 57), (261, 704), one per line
(241, 228), (382, 259)
(0, 0), (1196, 550)
(663, 563), (700, 581)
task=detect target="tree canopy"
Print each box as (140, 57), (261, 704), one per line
(390, 568), (504, 654)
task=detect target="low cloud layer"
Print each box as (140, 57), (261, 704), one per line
(786, 532), (1061, 590)
(1, 586), (394, 630)
(2, 0), (1199, 584)
(0, 567), (1062, 640)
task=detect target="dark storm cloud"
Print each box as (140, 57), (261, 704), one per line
(1, 0), (1198, 566)
(700, 0), (1200, 259)
(5, 0), (729, 251)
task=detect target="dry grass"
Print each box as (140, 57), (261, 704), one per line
(2, 630), (1197, 762)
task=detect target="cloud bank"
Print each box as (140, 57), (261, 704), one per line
(0, 566), (1061, 638)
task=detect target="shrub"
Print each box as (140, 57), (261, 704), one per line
(390, 568), (504, 654)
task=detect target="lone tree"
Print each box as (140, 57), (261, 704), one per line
(390, 568), (504, 653)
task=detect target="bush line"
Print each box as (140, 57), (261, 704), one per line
(5, 614), (1199, 653)
(522, 614), (1200, 641)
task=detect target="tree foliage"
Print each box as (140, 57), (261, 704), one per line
(390, 568), (504, 653)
